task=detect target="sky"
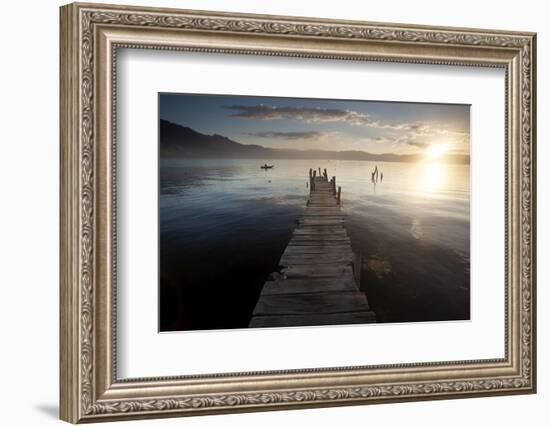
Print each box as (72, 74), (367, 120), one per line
(159, 93), (470, 156)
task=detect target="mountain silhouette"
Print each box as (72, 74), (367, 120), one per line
(159, 119), (469, 164)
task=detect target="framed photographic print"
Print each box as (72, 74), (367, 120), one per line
(60, 2), (537, 423)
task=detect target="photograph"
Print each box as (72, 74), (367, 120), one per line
(158, 93), (471, 332)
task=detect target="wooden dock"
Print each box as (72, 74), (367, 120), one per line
(249, 168), (376, 328)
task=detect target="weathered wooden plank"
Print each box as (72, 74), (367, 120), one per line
(300, 212), (340, 216)
(290, 232), (347, 239)
(252, 291), (370, 315)
(281, 252), (354, 261)
(283, 242), (351, 249)
(298, 223), (346, 227)
(249, 312), (376, 328)
(287, 242), (351, 248)
(282, 247), (354, 256)
(299, 218), (345, 222)
(261, 277), (358, 294)
(302, 216), (344, 220)
(299, 218), (344, 223)
(302, 211), (343, 215)
(289, 235), (349, 241)
(294, 226), (345, 232)
(286, 247), (351, 254)
(279, 252), (355, 260)
(294, 230), (346, 235)
(280, 254), (354, 265)
(299, 216), (342, 220)
(288, 235), (349, 242)
(288, 242), (351, 248)
(295, 224), (345, 230)
(283, 246), (353, 252)
(290, 239), (351, 246)
(281, 256), (352, 264)
(282, 264), (354, 279)
(283, 244), (352, 251)
(304, 208), (342, 213)
(292, 231), (348, 237)
(307, 202), (338, 206)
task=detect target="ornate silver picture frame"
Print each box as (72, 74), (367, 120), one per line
(60, 2), (536, 423)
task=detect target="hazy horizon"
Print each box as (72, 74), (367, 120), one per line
(160, 118), (469, 163)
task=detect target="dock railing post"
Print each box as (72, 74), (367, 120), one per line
(312, 170), (316, 191)
(332, 176), (336, 195)
(323, 168), (328, 180)
(337, 186), (342, 205)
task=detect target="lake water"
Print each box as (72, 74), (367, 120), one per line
(159, 158), (470, 331)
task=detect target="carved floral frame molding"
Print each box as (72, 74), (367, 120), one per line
(60, 2), (536, 423)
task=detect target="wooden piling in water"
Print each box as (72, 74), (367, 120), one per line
(337, 186), (342, 205)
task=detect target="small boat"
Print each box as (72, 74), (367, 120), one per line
(260, 164), (274, 169)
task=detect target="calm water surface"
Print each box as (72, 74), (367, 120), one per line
(160, 158), (470, 331)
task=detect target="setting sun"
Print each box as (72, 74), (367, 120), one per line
(425, 143), (449, 160)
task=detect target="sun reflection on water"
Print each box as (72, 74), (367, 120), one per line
(417, 162), (448, 194)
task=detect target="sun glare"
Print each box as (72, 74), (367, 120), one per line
(419, 163), (447, 193)
(425, 143), (448, 160)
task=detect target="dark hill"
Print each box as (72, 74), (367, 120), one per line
(160, 119), (270, 158)
(159, 119), (469, 164)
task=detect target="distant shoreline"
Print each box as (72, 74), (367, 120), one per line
(160, 120), (470, 165)
(160, 156), (470, 165)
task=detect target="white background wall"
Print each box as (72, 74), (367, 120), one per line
(0, 0), (545, 426)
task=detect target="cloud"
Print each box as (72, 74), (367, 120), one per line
(406, 141), (429, 148)
(248, 131), (325, 140)
(227, 104), (377, 126)
(227, 104), (440, 134)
